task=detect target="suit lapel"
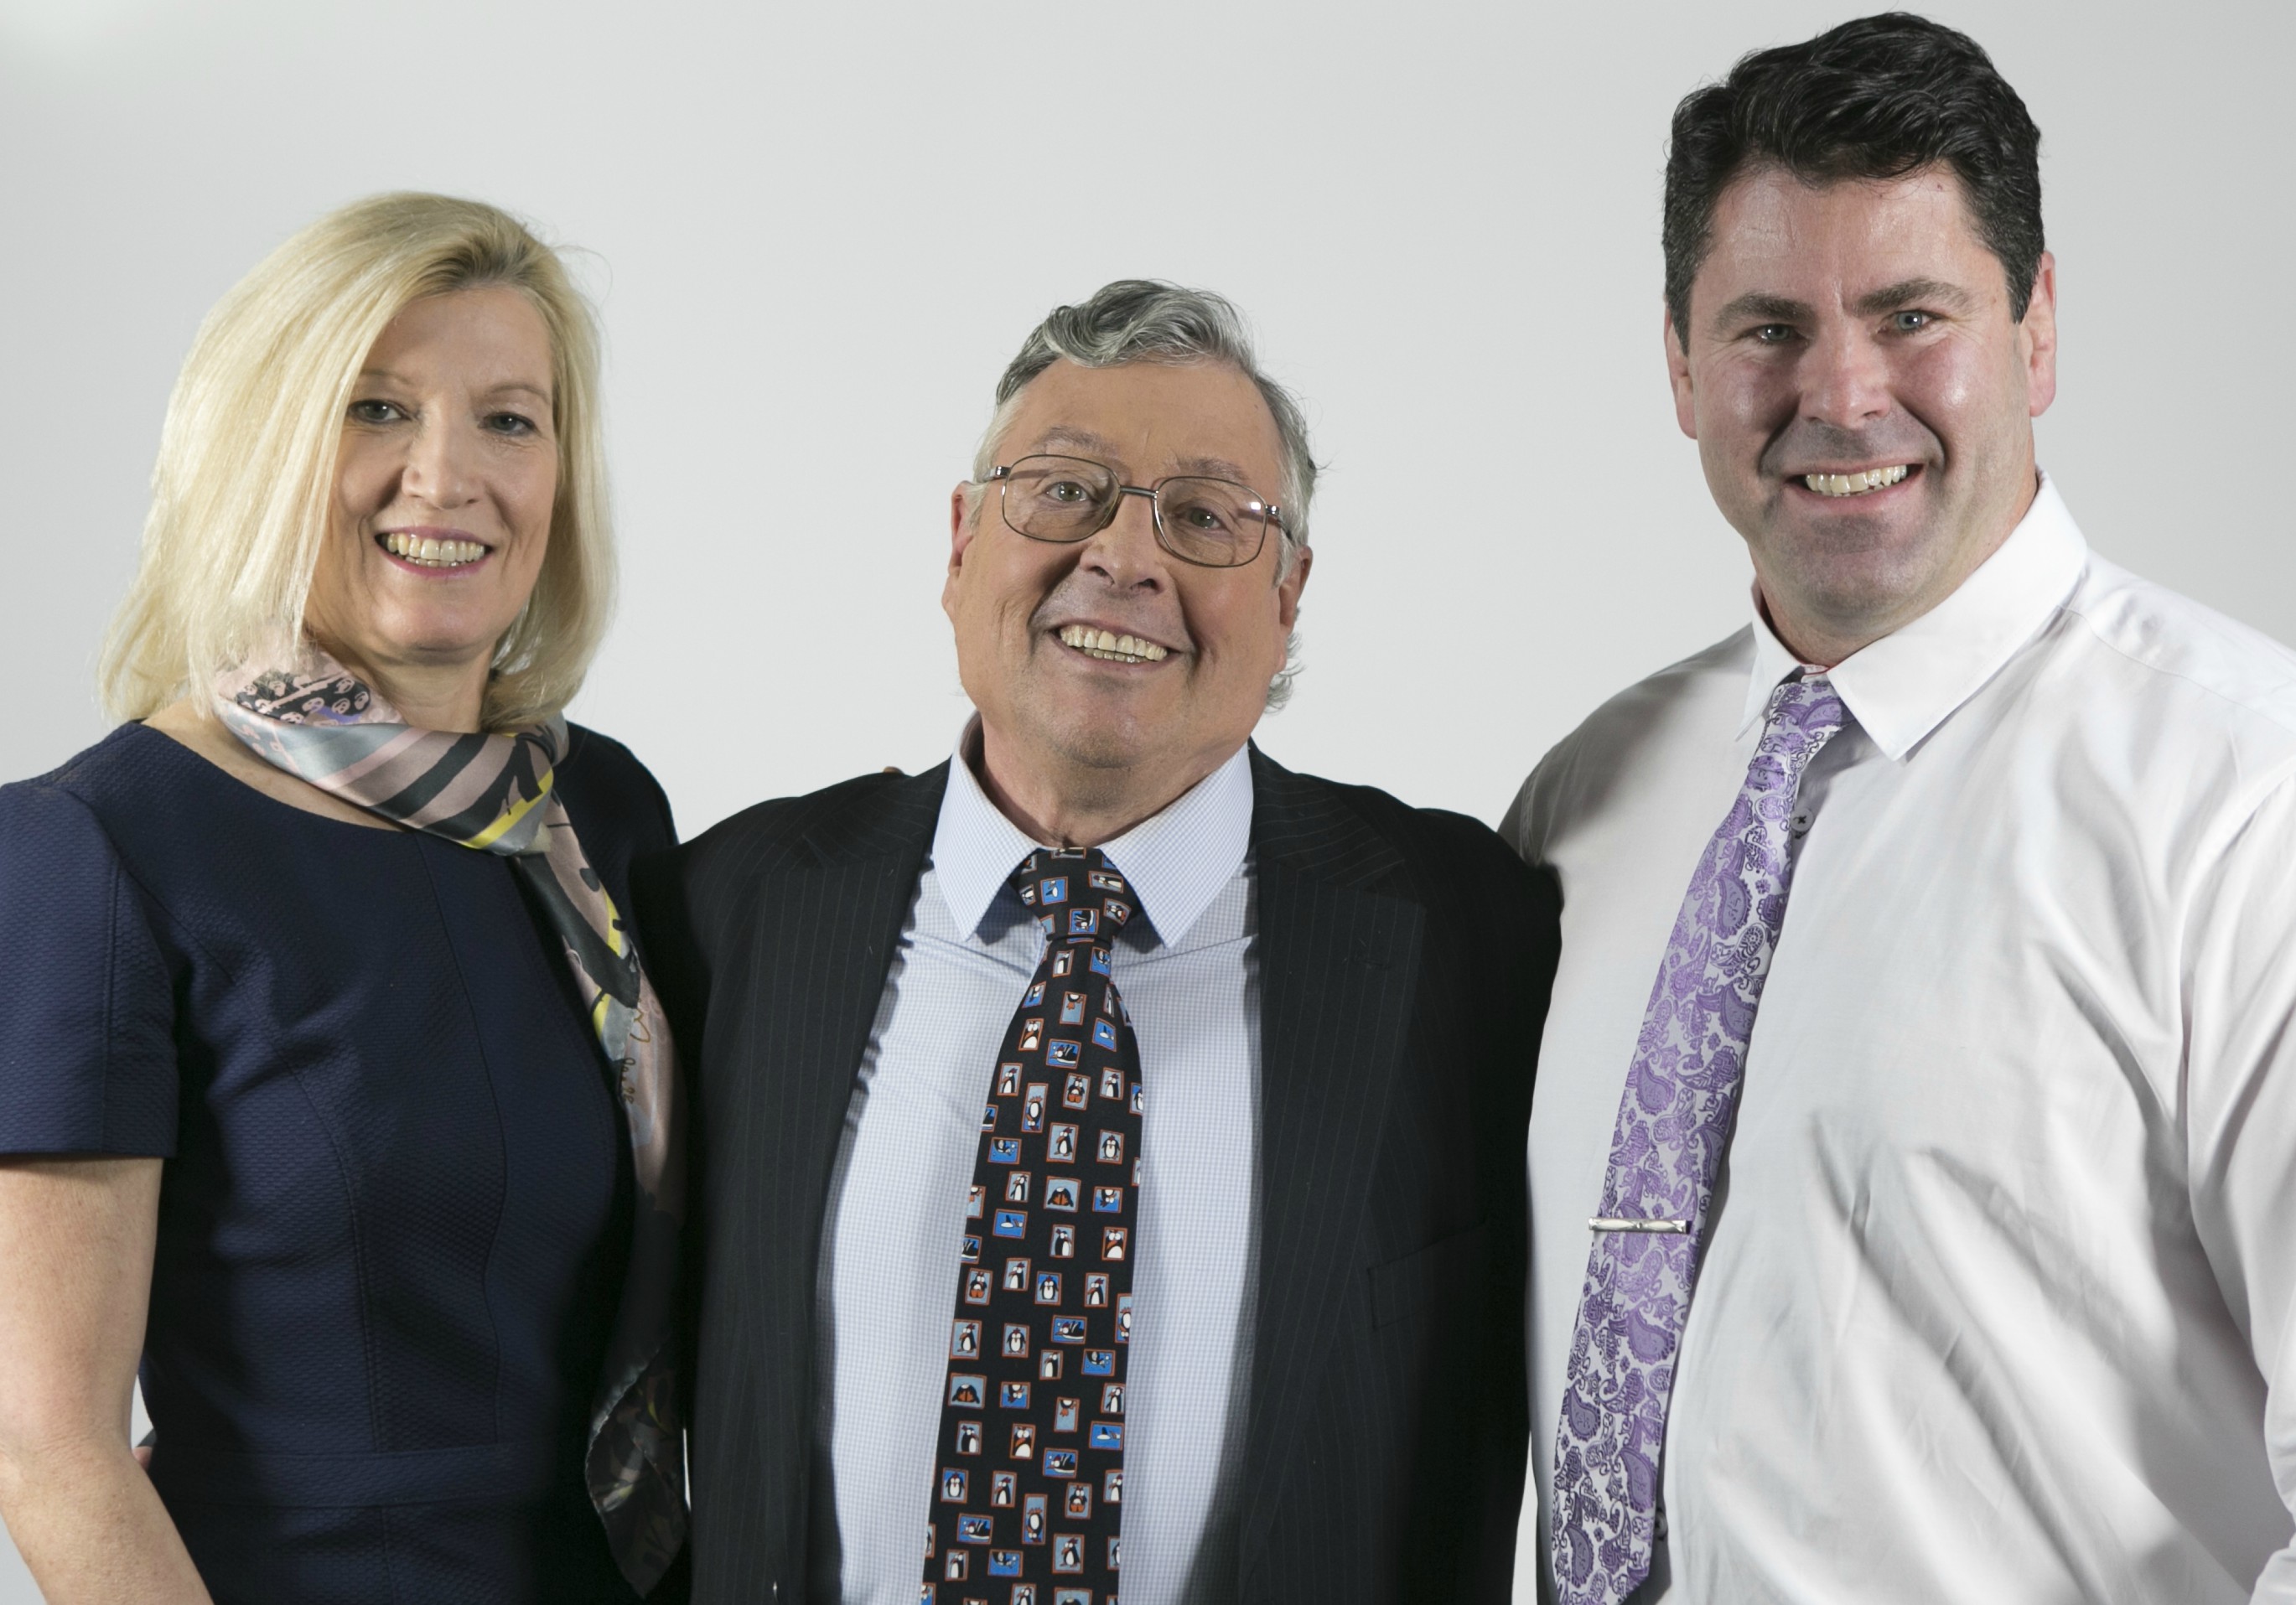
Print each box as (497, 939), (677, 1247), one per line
(775, 758), (946, 1162)
(724, 762), (947, 1566)
(761, 759), (950, 1262)
(1236, 749), (1424, 1568)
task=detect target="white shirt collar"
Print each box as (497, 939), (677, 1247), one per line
(930, 722), (1256, 948)
(1742, 471), (2090, 758)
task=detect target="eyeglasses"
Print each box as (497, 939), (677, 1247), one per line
(982, 454), (1285, 570)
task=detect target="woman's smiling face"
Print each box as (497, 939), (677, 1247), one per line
(304, 284), (559, 694)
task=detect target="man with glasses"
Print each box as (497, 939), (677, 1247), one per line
(639, 280), (1557, 1602)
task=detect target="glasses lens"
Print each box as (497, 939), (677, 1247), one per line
(1001, 456), (1117, 542)
(1154, 478), (1269, 567)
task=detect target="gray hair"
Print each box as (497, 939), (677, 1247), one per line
(970, 279), (1317, 707)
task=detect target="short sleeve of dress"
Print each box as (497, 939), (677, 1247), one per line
(0, 779), (179, 1156)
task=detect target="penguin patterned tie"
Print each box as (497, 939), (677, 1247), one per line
(922, 847), (1143, 1605)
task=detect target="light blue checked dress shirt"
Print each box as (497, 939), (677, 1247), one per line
(810, 730), (1260, 1603)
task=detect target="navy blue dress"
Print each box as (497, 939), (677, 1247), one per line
(0, 722), (679, 1603)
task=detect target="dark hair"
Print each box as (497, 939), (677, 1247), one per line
(1662, 13), (2044, 344)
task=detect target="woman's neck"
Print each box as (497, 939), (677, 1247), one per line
(324, 642), (491, 733)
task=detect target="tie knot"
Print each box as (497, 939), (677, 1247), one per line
(1764, 673), (1850, 748)
(1009, 847), (1136, 941)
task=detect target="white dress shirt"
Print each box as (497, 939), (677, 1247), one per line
(1506, 477), (2296, 1603)
(811, 733), (1261, 1604)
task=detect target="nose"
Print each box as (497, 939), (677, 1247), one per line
(1077, 487), (1168, 591)
(402, 414), (480, 509)
(1800, 319), (1894, 431)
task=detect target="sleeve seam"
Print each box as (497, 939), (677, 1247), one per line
(101, 847), (120, 1150)
(39, 779), (242, 991)
(2055, 594), (2296, 747)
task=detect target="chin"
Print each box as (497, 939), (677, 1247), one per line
(1050, 726), (1153, 774)
(363, 613), (514, 665)
(1803, 551), (1951, 626)
(1028, 701), (1155, 773)
(1769, 507), (1936, 579)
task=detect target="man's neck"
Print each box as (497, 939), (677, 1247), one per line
(970, 723), (1236, 849)
(1757, 470), (2041, 669)
(1754, 590), (1858, 670)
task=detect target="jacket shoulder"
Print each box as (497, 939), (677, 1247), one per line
(647, 764), (943, 905)
(631, 765), (941, 1023)
(1254, 755), (1555, 922)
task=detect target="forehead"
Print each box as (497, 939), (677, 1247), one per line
(368, 285), (554, 386)
(1697, 163), (2000, 305)
(996, 359), (1284, 488)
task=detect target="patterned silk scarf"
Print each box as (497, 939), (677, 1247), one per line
(214, 651), (687, 1595)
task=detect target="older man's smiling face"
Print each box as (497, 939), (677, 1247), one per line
(944, 358), (1308, 822)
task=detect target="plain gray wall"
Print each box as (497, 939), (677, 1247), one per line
(2, 0), (2289, 1597)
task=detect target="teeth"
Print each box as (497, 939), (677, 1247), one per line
(383, 531), (489, 566)
(1803, 464), (1910, 498)
(1058, 624), (1169, 664)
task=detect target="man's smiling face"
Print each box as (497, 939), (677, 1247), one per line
(1668, 163), (2057, 663)
(943, 357), (1307, 801)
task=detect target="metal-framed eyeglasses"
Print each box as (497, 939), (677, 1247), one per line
(982, 453), (1286, 570)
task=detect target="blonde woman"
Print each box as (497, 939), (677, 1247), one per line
(0, 195), (687, 1603)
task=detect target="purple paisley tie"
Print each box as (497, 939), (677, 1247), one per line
(1550, 673), (1850, 1604)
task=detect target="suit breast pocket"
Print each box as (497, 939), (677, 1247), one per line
(1367, 1219), (1490, 1331)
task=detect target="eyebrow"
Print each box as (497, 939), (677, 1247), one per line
(1851, 277), (1977, 316)
(1172, 454), (1263, 489)
(1711, 277), (1978, 333)
(1033, 427), (1126, 462)
(357, 367), (552, 404)
(1710, 292), (1811, 332)
(1029, 427), (1267, 491)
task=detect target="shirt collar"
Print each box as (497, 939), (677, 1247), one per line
(1741, 471), (2089, 758)
(930, 721), (1256, 947)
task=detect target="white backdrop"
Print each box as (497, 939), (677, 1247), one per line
(3, 0), (2291, 1596)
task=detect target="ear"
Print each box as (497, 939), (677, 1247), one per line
(943, 482), (977, 621)
(1275, 542), (1313, 630)
(1665, 299), (1697, 440)
(2019, 250), (2059, 420)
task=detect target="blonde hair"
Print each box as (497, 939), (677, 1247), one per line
(100, 192), (614, 731)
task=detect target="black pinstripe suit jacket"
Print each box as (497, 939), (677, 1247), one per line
(632, 746), (1559, 1602)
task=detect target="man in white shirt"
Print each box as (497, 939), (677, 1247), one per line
(642, 281), (1557, 1602)
(1506, 14), (2296, 1604)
